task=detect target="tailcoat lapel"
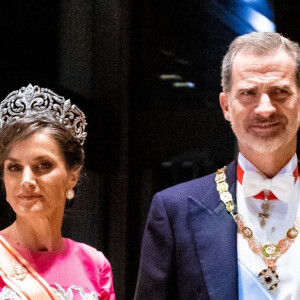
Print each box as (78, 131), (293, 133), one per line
(188, 161), (238, 299)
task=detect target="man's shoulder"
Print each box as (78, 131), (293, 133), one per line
(161, 173), (215, 195)
(154, 160), (236, 206)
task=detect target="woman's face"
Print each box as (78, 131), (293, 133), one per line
(3, 131), (79, 219)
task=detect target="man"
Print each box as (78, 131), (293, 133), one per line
(134, 32), (300, 299)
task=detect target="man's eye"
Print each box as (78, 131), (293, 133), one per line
(241, 90), (256, 96)
(272, 89), (289, 96)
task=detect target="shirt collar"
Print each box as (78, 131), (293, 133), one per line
(237, 152), (298, 179)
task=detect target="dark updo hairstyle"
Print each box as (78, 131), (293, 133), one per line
(0, 117), (85, 177)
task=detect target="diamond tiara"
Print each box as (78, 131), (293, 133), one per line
(0, 84), (87, 145)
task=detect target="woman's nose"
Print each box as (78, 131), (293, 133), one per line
(21, 167), (36, 188)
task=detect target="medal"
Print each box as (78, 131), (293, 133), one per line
(215, 166), (300, 291)
(258, 268), (279, 290)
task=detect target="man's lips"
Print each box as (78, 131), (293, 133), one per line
(247, 121), (284, 137)
(245, 114), (287, 130)
(251, 122), (281, 128)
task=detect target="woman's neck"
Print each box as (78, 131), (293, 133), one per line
(1, 217), (63, 252)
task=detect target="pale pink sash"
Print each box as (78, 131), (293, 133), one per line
(0, 235), (60, 300)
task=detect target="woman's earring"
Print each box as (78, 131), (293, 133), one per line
(66, 188), (75, 200)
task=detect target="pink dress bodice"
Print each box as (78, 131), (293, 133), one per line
(0, 237), (115, 300)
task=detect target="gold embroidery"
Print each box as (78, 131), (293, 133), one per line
(9, 260), (27, 281)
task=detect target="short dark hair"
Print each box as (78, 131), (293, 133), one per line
(0, 117), (85, 176)
(221, 32), (300, 92)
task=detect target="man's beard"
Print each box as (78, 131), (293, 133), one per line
(231, 113), (299, 154)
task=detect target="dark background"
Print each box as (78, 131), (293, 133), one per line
(0, 1), (299, 299)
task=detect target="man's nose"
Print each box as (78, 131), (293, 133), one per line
(254, 93), (276, 117)
(21, 167), (36, 188)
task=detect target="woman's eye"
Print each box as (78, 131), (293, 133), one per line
(37, 162), (53, 170)
(7, 164), (22, 172)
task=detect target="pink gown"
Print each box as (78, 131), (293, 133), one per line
(0, 237), (115, 300)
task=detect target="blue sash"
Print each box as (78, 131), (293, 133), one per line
(238, 259), (276, 300)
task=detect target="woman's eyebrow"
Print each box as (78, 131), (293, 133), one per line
(5, 157), (19, 162)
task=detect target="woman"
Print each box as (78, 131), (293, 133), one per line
(0, 84), (115, 299)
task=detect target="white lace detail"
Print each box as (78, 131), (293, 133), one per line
(0, 284), (98, 300)
(0, 286), (22, 300)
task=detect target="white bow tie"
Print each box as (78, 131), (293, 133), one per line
(242, 171), (295, 201)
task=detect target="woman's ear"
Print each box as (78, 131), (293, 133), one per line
(219, 92), (231, 121)
(68, 167), (81, 188)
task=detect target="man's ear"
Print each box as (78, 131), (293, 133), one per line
(297, 92), (300, 125)
(219, 92), (231, 121)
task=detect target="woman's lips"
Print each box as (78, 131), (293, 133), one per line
(17, 194), (42, 200)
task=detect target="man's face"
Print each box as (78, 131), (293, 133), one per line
(220, 49), (300, 155)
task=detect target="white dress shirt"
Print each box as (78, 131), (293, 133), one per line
(237, 153), (300, 300)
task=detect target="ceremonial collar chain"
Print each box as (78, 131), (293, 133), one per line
(215, 166), (300, 291)
(0, 84), (87, 145)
